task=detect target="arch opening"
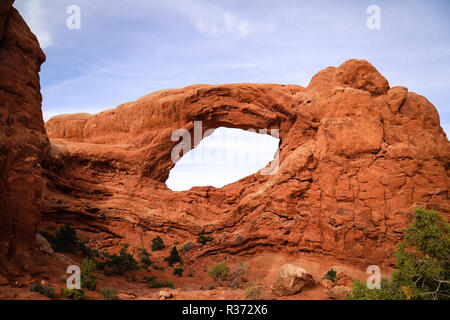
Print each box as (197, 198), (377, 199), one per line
(165, 127), (280, 191)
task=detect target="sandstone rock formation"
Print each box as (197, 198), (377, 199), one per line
(43, 59), (449, 266)
(271, 263), (315, 296)
(0, 0), (48, 276)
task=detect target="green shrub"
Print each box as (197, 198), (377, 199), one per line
(101, 287), (118, 300)
(148, 279), (174, 289)
(61, 288), (88, 300)
(197, 234), (213, 245)
(137, 248), (152, 270)
(173, 267), (183, 277)
(245, 281), (264, 300)
(208, 262), (230, 281)
(39, 225), (78, 253)
(322, 268), (337, 283)
(77, 239), (99, 258)
(349, 208), (449, 300)
(142, 276), (157, 283)
(207, 284), (216, 290)
(30, 283), (54, 299)
(151, 236), (165, 251)
(81, 258), (97, 290)
(168, 246), (182, 266)
(98, 244), (139, 276)
(152, 264), (165, 271)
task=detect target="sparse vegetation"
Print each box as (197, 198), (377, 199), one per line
(245, 280), (264, 300)
(208, 262), (230, 282)
(173, 267), (183, 277)
(61, 288), (88, 300)
(207, 284), (216, 290)
(348, 208), (450, 300)
(322, 268), (337, 283)
(148, 279), (174, 289)
(151, 236), (165, 251)
(197, 234), (213, 245)
(137, 248), (152, 270)
(168, 246), (182, 266)
(230, 262), (247, 289)
(81, 258), (97, 290)
(101, 287), (118, 300)
(97, 244), (139, 276)
(30, 283), (54, 299)
(38, 225), (97, 257)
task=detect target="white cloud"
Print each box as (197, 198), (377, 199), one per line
(21, 0), (52, 48)
(171, 0), (252, 38)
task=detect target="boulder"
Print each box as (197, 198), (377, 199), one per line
(325, 285), (352, 300)
(35, 234), (54, 255)
(271, 264), (315, 296)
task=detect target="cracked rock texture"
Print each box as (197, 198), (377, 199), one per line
(44, 59), (449, 265)
(0, 1), (48, 275)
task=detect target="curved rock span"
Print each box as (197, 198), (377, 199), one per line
(44, 59), (450, 265)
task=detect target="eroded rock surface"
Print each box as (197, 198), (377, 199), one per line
(43, 59), (449, 265)
(0, 1), (48, 276)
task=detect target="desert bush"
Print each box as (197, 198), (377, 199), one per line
(137, 248), (152, 270)
(322, 268), (337, 283)
(81, 258), (97, 290)
(245, 281), (264, 300)
(30, 283), (54, 299)
(348, 208), (449, 300)
(61, 288), (88, 300)
(197, 234), (213, 245)
(173, 267), (183, 277)
(168, 246), (182, 266)
(101, 287), (118, 300)
(142, 276), (157, 283)
(148, 279), (174, 289)
(98, 244), (139, 276)
(151, 236), (165, 251)
(208, 262), (230, 281)
(230, 262), (247, 289)
(39, 225), (78, 253)
(207, 284), (216, 290)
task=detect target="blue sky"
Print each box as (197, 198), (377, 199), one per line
(14, 0), (450, 190)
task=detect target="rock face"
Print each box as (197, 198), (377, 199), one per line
(43, 59), (449, 265)
(0, 1), (48, 275)
(271, 264), (315, 296)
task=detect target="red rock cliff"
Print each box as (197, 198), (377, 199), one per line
(0, 1), (48, 276)
(45, 59), (449, 264)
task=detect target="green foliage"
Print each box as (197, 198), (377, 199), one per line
(208, 262), (230, 281)
(39, 225), (78, 253)
(38, 225), (97, 257)
(348, 279), (405, 300)
(142, 276), (157, 283)
(197, 234), (213, 245)
(173, 267), (183, 277)
(245, 281), (264, 300)
(151, 236), (165, 251)
(349, 208), (450, 300)
(137, 248), (152, 270)
(98, 244), (139, 276)
(101, 287), (118, 300)
(30, 283), (54, 299)
(168, 246), (182, 266)
(81, 258), (97, 291)
(77, 239), (99, 258)
(61, 288), (88, 300)
(322, 268), (337, 283)
(207, 284), (216, 290)
(148, 279), (174, 289)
